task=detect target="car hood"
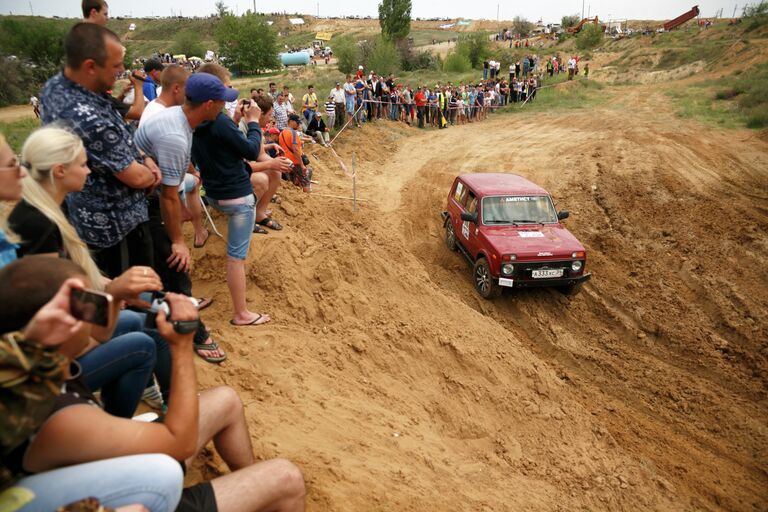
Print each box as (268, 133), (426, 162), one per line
(480, 224), (586, 258)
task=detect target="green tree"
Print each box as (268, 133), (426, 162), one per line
(214, 1), (229, 17)
(456, 32), (488, 68)
(215, 13), (279, 74)
(576, 23), (603, 50)
(171, 29), (205, 58)
(378, 0), (411, 41)
(561, 14), (580, 29)
(512, 16), (533, 36)
(0, 18), (68, 67)
(368, 39), (400, 74)
(334, 37), (359, 74)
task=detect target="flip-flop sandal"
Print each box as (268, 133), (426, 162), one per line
(193, 341), (227, 363)
(257, 217), (283, 231)
(229, 314), (270, 326)
(196, 297), (213, 310)
(270, 195), (282, 204)
(193, 229), (210, 248)
(253, 223), (269, 235)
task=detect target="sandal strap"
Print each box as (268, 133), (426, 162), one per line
(194, 341), (220, 351)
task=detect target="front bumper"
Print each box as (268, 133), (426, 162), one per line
(500, 272), (591, 288)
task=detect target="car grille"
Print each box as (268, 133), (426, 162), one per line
(515, 260), (572, 280)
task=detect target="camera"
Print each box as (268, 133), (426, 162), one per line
(143, 291), (200, 333)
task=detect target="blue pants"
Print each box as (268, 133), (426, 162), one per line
(8, 454), (183, 512)
(78, 313), (157, 418)
(113, 310), (172, 402)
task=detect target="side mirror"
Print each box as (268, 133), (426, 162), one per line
(557, 210), (570, 221)
(460, 211), (478, 224)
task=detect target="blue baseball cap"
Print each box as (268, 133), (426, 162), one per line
(186, 73), (239, 103)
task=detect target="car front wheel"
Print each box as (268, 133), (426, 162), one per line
(473, 257), (501, 299)
(558, 282), (583, 296)
(445, 220), (457, 251)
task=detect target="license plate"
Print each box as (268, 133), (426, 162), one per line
(499, 278), (514, 287)
(531, 269), (563, 279)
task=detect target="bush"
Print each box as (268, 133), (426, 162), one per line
(368, 39), (400, 75)
(562, 14), (580, 29)
(746, 105), (768, 128)
(401, 49), (438, 71)
(576, 23), (603, 50)
(171, 29), (205, 58)
(334, 37), (359, 74)
(443, 51), (471, 73)
(215, 14), (279, 74)
(714, 88), (742, 100)
(744, 3), (768, 32)
(0, 58), (36, 107)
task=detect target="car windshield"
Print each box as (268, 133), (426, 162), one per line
(481, 195), (558, 225)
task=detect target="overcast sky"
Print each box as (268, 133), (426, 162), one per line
(0, 0), (751, 23)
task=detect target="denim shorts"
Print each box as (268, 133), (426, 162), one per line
(346, 98), (355, 113)
(207, 194), (255, 260)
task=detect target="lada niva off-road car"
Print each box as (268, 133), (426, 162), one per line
(441, 173), (591, 299)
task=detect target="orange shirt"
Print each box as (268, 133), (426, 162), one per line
(279, 128), (302, 165)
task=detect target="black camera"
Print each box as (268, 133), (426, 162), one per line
(301, 154), (310, 166)
(143, 291), (200, 334)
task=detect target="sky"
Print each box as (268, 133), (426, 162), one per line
(0, 0), (752, 23)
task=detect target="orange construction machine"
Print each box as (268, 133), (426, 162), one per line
(663, 6), (700, 31)
(568, 17), (600, 33)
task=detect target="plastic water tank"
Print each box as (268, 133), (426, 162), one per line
(280, 52), (311, 66)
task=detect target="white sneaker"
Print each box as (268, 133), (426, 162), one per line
(141, 377), (164, 409)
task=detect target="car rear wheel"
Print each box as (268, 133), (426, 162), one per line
(473, 257), (501, 299)
(445, 220), (457, 251)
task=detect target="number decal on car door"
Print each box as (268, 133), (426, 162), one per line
(461, 221), (470, 239)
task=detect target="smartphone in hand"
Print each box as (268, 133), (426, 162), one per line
(70, 288), (113, 327)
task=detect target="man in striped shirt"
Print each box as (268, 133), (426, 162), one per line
(272, 92), (289, 130)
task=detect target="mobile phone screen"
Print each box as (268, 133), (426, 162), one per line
(70, 288), (111, 327)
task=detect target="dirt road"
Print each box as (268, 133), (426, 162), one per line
(190, 85), (767, 510)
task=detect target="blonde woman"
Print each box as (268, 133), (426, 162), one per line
(9, 126), (173, 416)
(0, 133), (26, 268)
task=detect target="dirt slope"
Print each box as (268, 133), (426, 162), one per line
(189, 84), (767, 510)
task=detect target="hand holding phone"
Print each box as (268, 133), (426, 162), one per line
(70, 287), (113, 327)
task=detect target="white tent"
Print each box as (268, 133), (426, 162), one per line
(289, 18), (305, 25)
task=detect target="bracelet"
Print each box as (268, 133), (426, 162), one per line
(172, 318), (200, 334)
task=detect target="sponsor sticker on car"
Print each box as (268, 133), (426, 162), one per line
(519, 231), (544, 238)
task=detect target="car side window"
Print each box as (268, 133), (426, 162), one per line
(466, 192), (477, 214)
(453, 181), (465, 203)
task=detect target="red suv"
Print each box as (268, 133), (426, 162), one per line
(441, 173), (591, 299)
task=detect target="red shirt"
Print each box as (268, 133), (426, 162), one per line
(414, 91), (426, 107)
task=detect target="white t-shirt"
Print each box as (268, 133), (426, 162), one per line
(140, 99), (167, 124)
(330, 87), (345, 103)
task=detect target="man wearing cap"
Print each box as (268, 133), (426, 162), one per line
(307, 110), (330, 146)
(192, 63), (272, 328)
(301, 84), (318, 125)
(279, 114), (312, 192)
(143, 58), (164, 102)
(330, 82), (345, 129)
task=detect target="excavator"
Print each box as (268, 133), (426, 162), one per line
(567, 16), (600, 33)
(663, 5), (700, 31)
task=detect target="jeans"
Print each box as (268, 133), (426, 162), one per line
(114, 310), (172, 403)
(78, 328), (156, 418)
(9, 454), (183, 512)
(207, 194), (255, 260)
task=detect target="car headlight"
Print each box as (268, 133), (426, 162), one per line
(571, 260), (583, 272)
(501, 263), (515, 275)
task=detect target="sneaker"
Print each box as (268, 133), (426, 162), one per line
(141, 377), (164, 409)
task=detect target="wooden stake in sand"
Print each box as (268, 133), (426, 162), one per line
(352, 152), (357, 212)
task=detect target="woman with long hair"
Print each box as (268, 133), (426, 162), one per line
(9, 126), (171, 416)
(0, 133), (26, 268)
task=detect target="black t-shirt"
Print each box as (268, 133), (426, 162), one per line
(109, 95), (131, 120)
(8, 200), (65, 257)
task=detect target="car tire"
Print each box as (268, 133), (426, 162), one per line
(445, 220), (457, 251)
(558, 282), (583, 296)
(473, 257), (501, 299)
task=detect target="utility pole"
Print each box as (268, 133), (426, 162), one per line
(28, 1), (33, 15)
(497, 4), (499, 22)
(732, 4), (738, 18)
(253, 0), (256, 14)
(582, 0), (585, 19)
(588, 5), (591, 17)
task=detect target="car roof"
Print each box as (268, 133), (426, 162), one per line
(458, 173), (549, 196)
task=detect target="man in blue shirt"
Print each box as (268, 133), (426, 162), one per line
(143, 58), (164, 102)
(40, 22), (161, 278)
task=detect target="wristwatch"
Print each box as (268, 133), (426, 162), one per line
(172, 318), (200, 334)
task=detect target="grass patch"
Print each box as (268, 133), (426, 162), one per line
(0, 118), (40, 152)
(503, 78), (608, 114)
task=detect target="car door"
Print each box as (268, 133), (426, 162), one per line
(448, 179), (467, 247)
(462, 190), (481, 257)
